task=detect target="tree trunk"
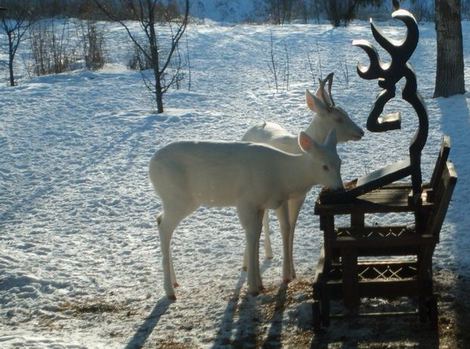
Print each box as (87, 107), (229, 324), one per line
(7, 32), (15, 86)
(8, 53), (15, 86)
(155, 77), (164, 113)
(147, 1), (164, 113)
(434, 0), (465, 97)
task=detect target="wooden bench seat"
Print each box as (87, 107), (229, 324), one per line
(312, 136), (457, 331)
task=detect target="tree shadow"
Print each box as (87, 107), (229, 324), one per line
(124, 297), (172, 349)
(436, 94), (470, 348)
(452, 274), (470, 348)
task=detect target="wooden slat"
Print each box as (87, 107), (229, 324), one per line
(318, 159), (412, 203)
(331, 235), (436, 249)
(357, 279), (419, 297)
(326, 279), (419, 299)
(315, 186), (433, 215)
(429, 135), (451, 190)
(426, 162), (457, 239)
(330, 311), (419, 319)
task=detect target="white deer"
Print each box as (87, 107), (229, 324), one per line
(241, 73), (363, 280)
(149, 130), (342, 300)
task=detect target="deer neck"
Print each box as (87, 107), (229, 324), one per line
(282, 154), (319, 194)
(305, 116), (328, 144)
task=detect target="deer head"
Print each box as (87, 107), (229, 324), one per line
(306, 73), (364, 142)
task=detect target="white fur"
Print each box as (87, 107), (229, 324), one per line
(149, 131), (342, 299)
(241, 74), (363, 277)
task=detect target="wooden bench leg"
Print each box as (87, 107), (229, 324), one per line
(418, 248), (435, 324)
(342, 249), (359, 312)
(320, 277), (330, 327)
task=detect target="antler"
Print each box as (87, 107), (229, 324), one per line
(325, 72), (335, 107)
(316, 73), (335, 110)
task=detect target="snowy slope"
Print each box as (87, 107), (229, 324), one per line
(0, 17), (469, 348)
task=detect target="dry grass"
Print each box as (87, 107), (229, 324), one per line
(58, 298), (125, 315)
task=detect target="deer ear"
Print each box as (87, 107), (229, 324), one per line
(298, 131), (320, 152)
(306, 89), (328, 114)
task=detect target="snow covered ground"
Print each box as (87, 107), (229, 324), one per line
(1, 17), (470, 348)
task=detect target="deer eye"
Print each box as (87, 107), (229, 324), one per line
(334, 116), (344, 124)
(323, 165), (329, 171)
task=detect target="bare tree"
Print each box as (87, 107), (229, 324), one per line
(29, 19), (81, 76)
(324, 0), (381, 27)
(268, 31), (279, 92)
(434, 0), (465, 97)
(0, 5), (35, 86)
(94, 0), (189, 113)
(82, 21), (106, 70)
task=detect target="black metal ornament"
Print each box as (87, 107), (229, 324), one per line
(319, 8), (429, 204)
(353, 9), (429, 201)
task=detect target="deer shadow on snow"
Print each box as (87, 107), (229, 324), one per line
(124, 297), (172, 349)
(211, 259), (290, 349)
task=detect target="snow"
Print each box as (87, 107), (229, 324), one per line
(1, 17), (470, 348)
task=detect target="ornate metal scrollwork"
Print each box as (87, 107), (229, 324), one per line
(353, 9), (429, 199)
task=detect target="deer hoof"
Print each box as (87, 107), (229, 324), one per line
(167, 294), (177, 301)
(173, 282), (180, 288)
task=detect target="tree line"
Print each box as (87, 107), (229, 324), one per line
(0, 0), (446, 24)
(0, 0), (465, 113)
(0, 0), (190, 113)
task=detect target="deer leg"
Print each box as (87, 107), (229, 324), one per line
(243, 210), (272, 271)
(242, 245), (248, 272)
(256, 212), (265, 291)
(157, 204), (193, 300)
(238, 205), (264, 295)
(287, 195), (306, 280)
(169, 250), (178, 288)
(263, 210), (273, 260)
(275, 202), (292, 283)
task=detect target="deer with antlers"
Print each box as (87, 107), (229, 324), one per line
(241, 73), (364, 281)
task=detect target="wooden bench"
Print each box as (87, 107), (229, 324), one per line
(312, 137), (457, 331)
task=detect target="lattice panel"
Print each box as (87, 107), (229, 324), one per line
(358, 264), (417, 281)
(336, 226), (415, 239)
(326, 262), (418, 281)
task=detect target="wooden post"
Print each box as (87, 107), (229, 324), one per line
(351, 212), (364, 228)
(342, 248), (359, 312)
(321, 214), (335, 271)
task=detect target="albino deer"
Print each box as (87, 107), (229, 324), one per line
(241, 73), (363, 279)
(149, 130), (342, 300)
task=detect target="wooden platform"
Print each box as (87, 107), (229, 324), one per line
(311, 138), (457, 332)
